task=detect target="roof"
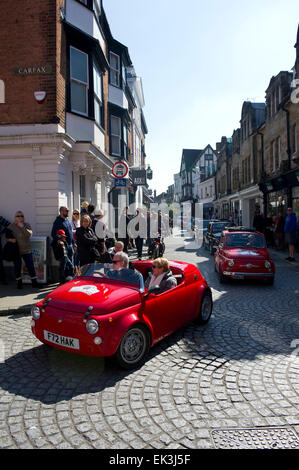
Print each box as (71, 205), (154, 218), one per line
(180, 149), (202, 173)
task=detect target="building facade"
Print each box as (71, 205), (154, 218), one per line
(0, 0), (149, 240)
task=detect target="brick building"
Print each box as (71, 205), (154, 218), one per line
(0, 0), (149, 243)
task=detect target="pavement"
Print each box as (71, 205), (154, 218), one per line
(1, 233), (299, 450)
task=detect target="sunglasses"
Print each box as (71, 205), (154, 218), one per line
(73, 212), (79, 215)
(152, 265), (160, 269)
(112, 260), (121, 264)
(16, 215), (24, 218)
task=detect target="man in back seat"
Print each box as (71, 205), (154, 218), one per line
(145, 257), (177, 294)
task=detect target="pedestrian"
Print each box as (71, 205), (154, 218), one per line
(253, 210), (265, 233)
(5, 211), (39, 289)
(76, 214), (100, 266)
(52, 229), (74, 284)
(51, 206), (74, 267)
(71, 209), (80, 237)
(80, 201), (89, 216)
(264, 213), (275, 248)
(71, 209), (80, 268)
(108, 241), (124, 257)
(119, 207), (131, 253)
(134, 209), (146, 260)
(0, 215), (10, 284)
(284, 207), (297, 262)
(88, 204), (95, 219)
(92, 209), (106, 253)
(274, 211), (285, 250)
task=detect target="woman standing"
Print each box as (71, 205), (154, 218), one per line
(6, 211), (39, 289)
(76, 215), (100, 266)
(71, 209), (80, 240)
(71, 209), (80, 269)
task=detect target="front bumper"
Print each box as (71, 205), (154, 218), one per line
(222, 271), (274, 278)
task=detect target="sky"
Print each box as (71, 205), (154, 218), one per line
(103, 0), (299, 195)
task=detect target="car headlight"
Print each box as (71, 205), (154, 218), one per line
(265, 261), (271, 268)
(31, 306), (41, 320)
(86, 319), (99, 335)
(228, 260), (235, 267)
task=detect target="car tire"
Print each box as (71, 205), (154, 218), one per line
(195, 290), (213, 325)
(115, 325), (150, 370)
(266, 277), (275, 286)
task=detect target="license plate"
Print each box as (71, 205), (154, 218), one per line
(233, 274), (244, 279)
(44, 330), (80, 350)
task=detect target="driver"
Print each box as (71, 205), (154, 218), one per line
(145, 258), (177, 294)
(108, 252), (144, 289)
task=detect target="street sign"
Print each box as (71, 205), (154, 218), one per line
(112, 161), (129, 178)
(114, 178), (127, 187)
(130, 169), (147, 186)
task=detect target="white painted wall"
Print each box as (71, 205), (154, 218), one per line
(65, 0), (106, 54)
(0, 156), (35, 230)
(66, 113), (105, 152)
(108, 85), (129, 110)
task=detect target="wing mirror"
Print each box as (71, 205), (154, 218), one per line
(144, 285), (161, 298)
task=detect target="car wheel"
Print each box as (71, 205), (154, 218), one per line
(115, 325), (150, 370)
(196, 290), (213, 325)
(266, 277), (275, 286)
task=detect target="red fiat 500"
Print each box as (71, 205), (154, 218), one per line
(31, 260), (213, 369)
(214, 228), (275, 285)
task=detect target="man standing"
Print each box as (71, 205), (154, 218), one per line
(51, 207), (74, 266)
(284, 207), (297, 262)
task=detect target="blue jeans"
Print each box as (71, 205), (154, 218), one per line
(14, 253), (36, 280)
(59, 256), (74, 283)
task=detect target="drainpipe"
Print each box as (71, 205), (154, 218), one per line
(282, 103), (292, 207)
(256, 129), (267, 217)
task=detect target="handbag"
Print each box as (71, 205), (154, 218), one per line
(3, 228), (20, 262)
(2, 241), (20, 262)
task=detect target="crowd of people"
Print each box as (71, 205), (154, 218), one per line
(0, 202), (170, 288)
(253, 207), (299, 262)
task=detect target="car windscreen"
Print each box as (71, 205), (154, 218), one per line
(212, 223), (228, 232)
(78, 263), (144, 290)
(225, 233), (265, 248)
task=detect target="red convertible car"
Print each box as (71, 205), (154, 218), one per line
(214, 228), (275, 285)
(31, 260), (213, 369)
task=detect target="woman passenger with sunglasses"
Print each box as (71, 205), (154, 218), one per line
(145, 258), (177, 294)
(6, 211), (39, 289)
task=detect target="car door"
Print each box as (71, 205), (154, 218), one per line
(143, 283), (187, 344)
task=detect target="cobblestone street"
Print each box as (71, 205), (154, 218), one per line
(1, 233), (299, 449)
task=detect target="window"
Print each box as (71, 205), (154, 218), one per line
(110, 115), (121, 155)
(70, 47), (89, 115)
(93, 64), (103, 127)
(123, 124), (128, 160)
(110, 52), (120, 87)
(79, 175), (86, 201)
